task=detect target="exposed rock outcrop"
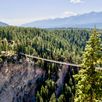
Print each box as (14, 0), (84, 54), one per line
(0, 60), (45, 102)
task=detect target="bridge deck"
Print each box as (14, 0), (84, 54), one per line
(20, 53), (81, 67)
(20, 53), (102, 70)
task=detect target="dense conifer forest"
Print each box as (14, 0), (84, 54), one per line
(0, 26), (101, 102)
(0, 26), (91, 63)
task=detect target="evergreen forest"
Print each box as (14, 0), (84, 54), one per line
(0, 26), (102, 102)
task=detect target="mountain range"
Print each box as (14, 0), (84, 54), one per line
(21, 12), (102, 28)
(0, 22), (8, 26)
(0, 12), (102, 28)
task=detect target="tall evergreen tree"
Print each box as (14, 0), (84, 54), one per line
(74, 29), (102, 102)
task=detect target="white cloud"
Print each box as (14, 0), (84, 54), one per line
(70, 0), (82, 4)
(0, 18), (32, 26)
(64, 11), (77, 17)
(0, 11), (77, 25)
(0, 17), (49, 26)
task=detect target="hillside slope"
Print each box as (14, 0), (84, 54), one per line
(22, 12), (102, 28)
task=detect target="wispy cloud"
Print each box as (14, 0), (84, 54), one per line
(0, 12), (74, 25)
(70, 0), (83, 4)
(0, 17), (49, 26)
(0, 11), (77, 25)
(64, 11), (77, 16)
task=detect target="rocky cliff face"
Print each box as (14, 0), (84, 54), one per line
(0, 59), (45, 102)
(0, 55), (78, 102)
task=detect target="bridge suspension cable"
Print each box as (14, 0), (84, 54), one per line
(20, 52), (81, 67)
(19, 53), (102, 70)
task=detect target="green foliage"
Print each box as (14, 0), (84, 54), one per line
(45, 79), (55, 91)
(36, 92), (44, 102)
(49, 93), (56, 102)
(74, 29), (102, 102)
(0, 26), (90, 64)
(0, 26), (101, 101)
(0, 57), (2, 62)
(58, 94), (66, 102)
(36, 79), (55, 102)
(64, 83), (74, 101)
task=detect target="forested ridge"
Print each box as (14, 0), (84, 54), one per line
(0, 26), (90, 63)
(0, 26), (101, 102)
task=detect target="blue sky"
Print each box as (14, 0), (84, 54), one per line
(0, 0), (102, 25)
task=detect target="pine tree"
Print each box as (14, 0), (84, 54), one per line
(74, 29), (102, 102)
(58, 94), (66, 102)
(49, 93), (56, 102)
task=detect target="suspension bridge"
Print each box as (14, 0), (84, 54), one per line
(19, 52), (102, 70)
(20, 52), (81, 67)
